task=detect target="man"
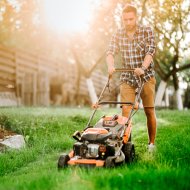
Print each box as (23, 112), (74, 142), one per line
(106, 4), (157, 151)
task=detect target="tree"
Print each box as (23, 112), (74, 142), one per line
(145, 0), (190, 109)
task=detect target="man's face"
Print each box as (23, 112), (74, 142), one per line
(122, 12), (137, 31)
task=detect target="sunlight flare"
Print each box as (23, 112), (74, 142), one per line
(43, 0), (100, 33)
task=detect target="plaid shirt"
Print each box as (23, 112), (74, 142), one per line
(107, 25), (156, 87)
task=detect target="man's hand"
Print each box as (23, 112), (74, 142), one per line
(108, 66), (115, 76)
(134, 68), (145, 76)
(92, 102), (100, 109)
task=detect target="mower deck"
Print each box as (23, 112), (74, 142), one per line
(68, 158), (105, 167)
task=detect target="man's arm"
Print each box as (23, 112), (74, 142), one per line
(135, 27), (155, 76)
(106, 54), (115, 75)
(142, 54), (153, 69)
(106, 30), (120, 76)
(143, 26), (155, 68)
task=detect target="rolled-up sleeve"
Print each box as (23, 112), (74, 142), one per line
(145, 27), (156, 57)
(106, 30), (119, 56)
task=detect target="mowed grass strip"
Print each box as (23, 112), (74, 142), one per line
(0, 108), (190, 190)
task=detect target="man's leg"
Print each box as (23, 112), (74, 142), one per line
(144, 107), (157, 144)
(141, 77), (157, 145)
(120, 83), (135, 118)
(122, 105), (133, 118)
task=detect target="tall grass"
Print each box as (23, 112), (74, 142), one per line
(0, 107), (190, 190)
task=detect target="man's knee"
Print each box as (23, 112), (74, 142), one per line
(144, 107), (156, 117)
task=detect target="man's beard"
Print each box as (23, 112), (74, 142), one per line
(126, 25), (136, 31)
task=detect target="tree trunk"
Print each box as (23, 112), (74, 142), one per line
(75, 72), (81, 105)
(165, 87), (169, 107)
(175, 89), (183, 110)
(86, 78), (98, 104)
(172, 70), (183, 110)
(155, 80), (167, 107)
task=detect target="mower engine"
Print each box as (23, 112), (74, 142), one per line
(73, 142), (114, 159)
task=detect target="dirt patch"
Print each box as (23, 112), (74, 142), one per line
(0, 128), (16, 140)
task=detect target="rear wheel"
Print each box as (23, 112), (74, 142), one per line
(105, 156), (115, 168)
(58, 154), (70, 169)
(123, 142), (135, 164)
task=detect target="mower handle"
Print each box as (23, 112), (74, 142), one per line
(109, 68), (134, 79)
(99, 101), (134, 105)
(86, 68), (142, 129)
(115, 68), (135, 72)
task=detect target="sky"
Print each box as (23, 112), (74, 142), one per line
(42, 0), (101, 34)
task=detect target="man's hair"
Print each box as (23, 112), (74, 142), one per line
(122, 4), (137, 15)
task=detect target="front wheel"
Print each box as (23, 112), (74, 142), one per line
(105, 156), (115, 168)
(58, 154), (70, 170)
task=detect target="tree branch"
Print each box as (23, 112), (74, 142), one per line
(154, 58), (167, 80)
(88, 52), (105, 77)
(165, 63), (190, 81)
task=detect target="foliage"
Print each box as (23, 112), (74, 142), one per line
(0, 107), (190, 190)
(146, 0), (190, 87)
(0, 0), (189, 72)
(0, 0), (190, 108)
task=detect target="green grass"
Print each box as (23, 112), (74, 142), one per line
(0, 107), (190, 190)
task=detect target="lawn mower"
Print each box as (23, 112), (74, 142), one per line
(58, 68), (144, 169)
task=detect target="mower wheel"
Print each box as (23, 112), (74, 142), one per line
(105, 157), (115, 168)
(123, 142), (135, 164)
(58, 154), (70, 169)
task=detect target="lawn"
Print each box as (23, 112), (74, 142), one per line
(0, 107), (190, 190)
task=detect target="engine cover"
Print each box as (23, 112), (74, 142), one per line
(86, 144), (99, 158)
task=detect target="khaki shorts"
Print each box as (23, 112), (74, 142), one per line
(120, 77), (156, 107)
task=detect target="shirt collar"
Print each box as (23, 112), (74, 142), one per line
(121, 25), (141, 35)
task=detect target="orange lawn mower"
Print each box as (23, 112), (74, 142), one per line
(58, 68), (144, 169)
